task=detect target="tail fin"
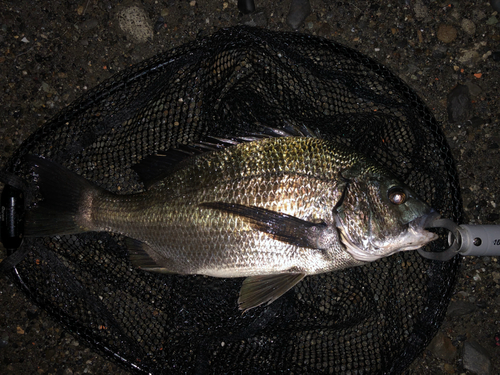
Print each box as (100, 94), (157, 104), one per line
(25, 156), (102, 236)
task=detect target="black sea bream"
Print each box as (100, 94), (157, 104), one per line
(25, 135), (438, 311)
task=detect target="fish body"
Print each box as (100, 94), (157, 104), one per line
(25, 136), (438, 310)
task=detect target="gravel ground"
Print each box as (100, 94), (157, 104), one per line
(1, 1), (499, 374)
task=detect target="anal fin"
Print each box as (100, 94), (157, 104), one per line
(124, 238), (175, 274)
(238, 273), (305, 312)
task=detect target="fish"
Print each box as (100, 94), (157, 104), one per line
(23, 130), (439, 311)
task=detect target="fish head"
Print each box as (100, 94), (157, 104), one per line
(334, 164), (440, 262)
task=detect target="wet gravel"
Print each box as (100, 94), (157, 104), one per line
(1, 1), (499, 374)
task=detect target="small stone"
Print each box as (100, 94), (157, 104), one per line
(154, 16), (165, 32)
(462, 341), (492, 375)
(473, 9), (487, 21)
(428, 331), (457, 361)
(486, 16), (498, 25)
(458, 48), (480, 66)
(482, 50), (492, 60)
(452, 334), (467, 347)
(117, 6), (153, 43)
(486, 212), (500, 222)
(407, 63), (419, 75)
(287, 0), (311, 30)
(447, 84), (472, 124)
(437, 24), (457, 43)
(240, 9), (267, 27)
(413, 0), (428, 20)
(447, 300), (477, 317)
(464, 81), (483, 97)
(16, 326), (24, 334)
(41, 81), (56, 94)
(461, 19), (476, 35)
(443, 363), (455, 374)
(432, 45), (447, 59)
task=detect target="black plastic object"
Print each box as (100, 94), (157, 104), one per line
(0, 26), (462, 374)
(238, 0), (256, 14)
(1, 184), (24, 250)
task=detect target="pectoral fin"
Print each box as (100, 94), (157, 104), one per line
(200, 202), (332, 249)
(239, 274), (305, 311)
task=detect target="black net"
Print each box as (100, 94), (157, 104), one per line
(1, 26), (462, 374)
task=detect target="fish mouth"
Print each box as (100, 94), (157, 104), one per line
(413, 208), (441, 231)
(398, 209), (441, 251)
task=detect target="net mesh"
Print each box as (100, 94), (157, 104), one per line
(2, 26), (462, 374)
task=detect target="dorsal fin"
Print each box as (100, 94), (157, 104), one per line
(258, 122), (321, 138)
(132, 148), (196, 189)
(132, 123), (320, 189)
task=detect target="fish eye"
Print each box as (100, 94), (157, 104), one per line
(388, 187), (407, 205)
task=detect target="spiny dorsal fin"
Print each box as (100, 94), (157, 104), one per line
(133, 123), (320, 189)
(258, 122), (321, 138)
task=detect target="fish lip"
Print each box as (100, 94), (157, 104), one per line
(401, 208), (441, 250)
(411, 209), (441, 232)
